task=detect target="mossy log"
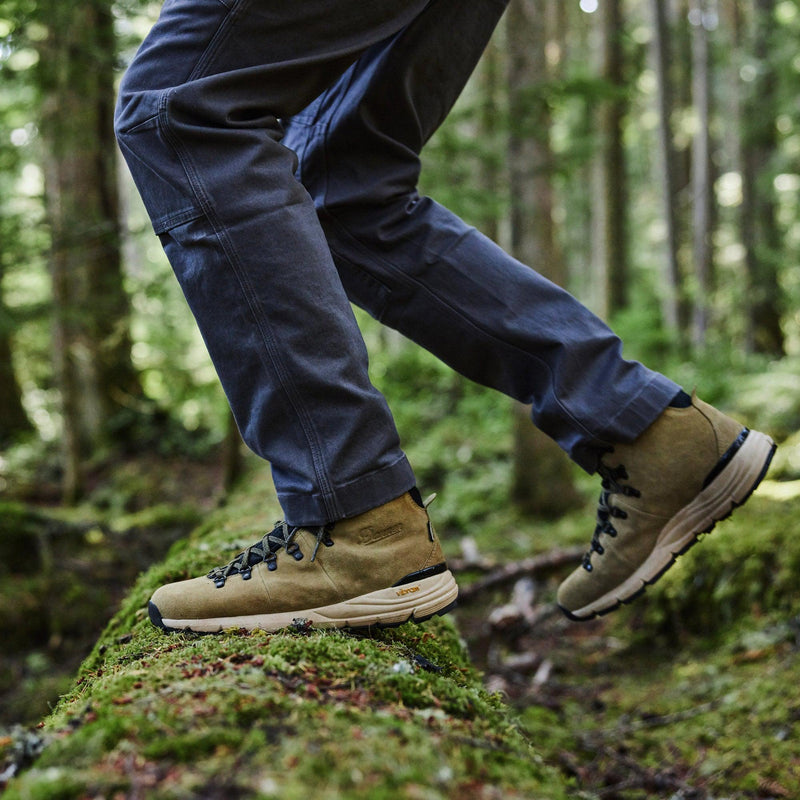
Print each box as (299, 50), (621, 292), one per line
(2, 478), (573, 799)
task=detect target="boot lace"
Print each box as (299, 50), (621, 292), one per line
(207, 521), (334, 588)
(582, 462), (641, 572)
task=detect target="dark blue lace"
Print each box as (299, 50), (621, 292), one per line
(207, 521), (334, 588)
(582, 463), (641, 571)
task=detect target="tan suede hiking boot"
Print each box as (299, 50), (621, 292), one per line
(557, 393), (775, 621)
(148, 490), (458, 633)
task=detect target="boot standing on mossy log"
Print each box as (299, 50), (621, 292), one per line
(115, 0), (775, 636)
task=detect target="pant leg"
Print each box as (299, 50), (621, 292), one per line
(115, 0), (433, 525)
(282, 0), (680, 472)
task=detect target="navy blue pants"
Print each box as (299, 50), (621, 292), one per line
(115, 0), (679, 525)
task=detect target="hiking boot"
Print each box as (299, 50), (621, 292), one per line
(148, 489), (458, 633)
(557, 392), (776, 621)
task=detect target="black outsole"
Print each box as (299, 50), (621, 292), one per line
(559, 440), (777, 623)
(148, 600), (167, 631)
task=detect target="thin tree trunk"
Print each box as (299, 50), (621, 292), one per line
(506, 0), (579, 518)
(0, 262), (32, 445)
(722, 0), (753, 351)
(592, 0), (629, 319)
(689, 0), (714, 349)
(649, 0), (684, 338)
(477, 32), (502, 244)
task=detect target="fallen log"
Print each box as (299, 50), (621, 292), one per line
(2, 481), (573, 799)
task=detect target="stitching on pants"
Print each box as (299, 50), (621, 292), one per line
(324, 210), (600, 446)
(188, 0), (247, 82)
(157, 92), (340, 518)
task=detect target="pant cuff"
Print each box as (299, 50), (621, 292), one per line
(278, 454), (417, 526)
(570, 374), (681, 472)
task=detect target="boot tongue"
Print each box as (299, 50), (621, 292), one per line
(246, 545), (269, 567)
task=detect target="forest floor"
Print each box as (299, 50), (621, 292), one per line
(2, 449), (799, 799)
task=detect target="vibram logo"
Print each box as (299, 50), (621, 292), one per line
(396, 585), (420, 597)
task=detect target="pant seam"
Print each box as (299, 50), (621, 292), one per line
(324, 208), (603, 444)
(187, 0), (247, 82)
(157, 91), (341, 518)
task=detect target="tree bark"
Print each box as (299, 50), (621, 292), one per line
(0, 262), (32, 445)
(689, 0), (715, 349)
(740, 0), (784, 355)
(36, 0), (142, 499)
(506, 0), (580, 518)
(649, 0), (685, 339)
(476, 31), (503, 244)
(592, 0), (629, 319)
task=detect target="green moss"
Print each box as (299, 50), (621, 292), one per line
(4, 467), (571, 800)
(10, 438), (800, 799)
(8, 616), (568, 799)
(511, 489), (800, 799)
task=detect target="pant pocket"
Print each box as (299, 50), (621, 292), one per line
(117, 114), (203, 235)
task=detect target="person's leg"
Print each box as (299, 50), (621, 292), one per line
(116, 0), (457, 632)
(115, 0), (432, 526)
(282, 0), (776, 621)
(282, 0), (678, 471)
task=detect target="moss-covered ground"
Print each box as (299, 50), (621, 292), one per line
(482, 484), (800, 799)
(1, 463), (573, 800)
(4, 344), (800, 798)
(4, 451), (799, 799)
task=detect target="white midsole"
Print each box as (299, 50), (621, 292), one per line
(571, 429), (775, 620)
(162, 569), (459, 633)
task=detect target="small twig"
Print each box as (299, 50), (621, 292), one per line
(456, 546), (585, 603)
(581, 700), (721, 746)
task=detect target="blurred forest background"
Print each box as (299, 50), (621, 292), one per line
(2, 0), (800, 764)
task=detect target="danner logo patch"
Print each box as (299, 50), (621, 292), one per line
(358, 524), (403, 545)
(396, 585), (420, 597)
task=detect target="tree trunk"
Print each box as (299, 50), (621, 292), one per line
(689, 0), (715, 349)
(0, 263), (32, 445)
(740, 0), (784, 355)
(649, 0), (685, 339)
(506, 0), (580, 518)
(592, 0), (629, 319)
(719, 0), (750, 350)
(476, 32), (503, 244)
(36, 0), (142, 499)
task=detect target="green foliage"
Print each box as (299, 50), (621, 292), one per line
(519, 615), (800, 800)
